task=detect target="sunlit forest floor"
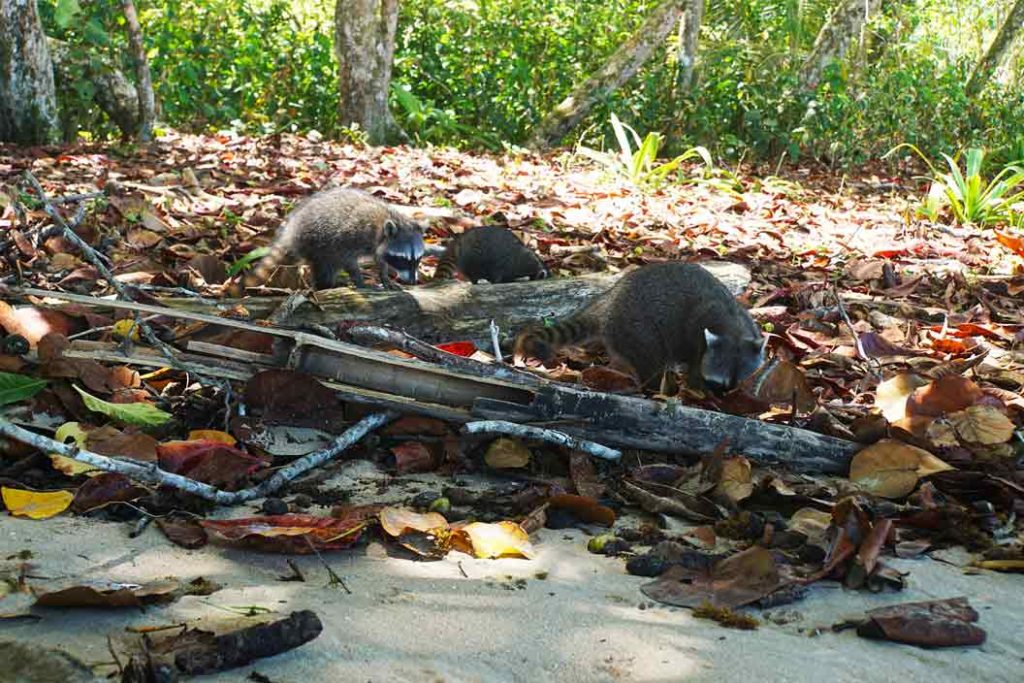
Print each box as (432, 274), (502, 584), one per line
(2, 134), (1023, 680)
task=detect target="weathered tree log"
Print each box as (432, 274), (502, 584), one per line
(202, 262), (750, 346)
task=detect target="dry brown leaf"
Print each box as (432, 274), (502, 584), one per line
(906, 376), (984, 418)
(876, 374), (930, 423)
(788, 507), (832, 547)
(715, 456), (753, 503)
(378, 507), (448, 537)
(484, 437), (531, 469)
(948, 406), (1015, 445)
(849, 439), (954, 499)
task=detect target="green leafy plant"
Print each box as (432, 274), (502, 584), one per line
(0, 372), (47, 407)
(73, 385), (171, 426)
(577, 114), (713, 188)
(886, 144), (1024, 227)
(228, 247), (271, 278)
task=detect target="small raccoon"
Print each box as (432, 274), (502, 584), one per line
(434, 226), (548, 283)
(514, 262), (765, 393)
(229, 188), (425, 295)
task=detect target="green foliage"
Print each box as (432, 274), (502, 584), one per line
(577, 114), (713, 189)
(74, 385), (171, 426)
(0, 372), (47, 407)
(886, 144), (1024, 227)
(227, 247), (271, 278)
(35, 0), (1024, 164)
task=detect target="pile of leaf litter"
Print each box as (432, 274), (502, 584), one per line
(1, 133), (1023, 676)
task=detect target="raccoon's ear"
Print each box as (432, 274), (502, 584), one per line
(383, 219), (399, 238)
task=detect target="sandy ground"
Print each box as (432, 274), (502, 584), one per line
(1, 463), (1021, 683)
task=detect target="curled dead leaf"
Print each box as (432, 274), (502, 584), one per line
(875, 374), (930, 423)
(849, 439), (954, 499)
(906, 376), (983, 418)
(715, 456), (753, 503)
(379, 507), (448, 537)
(948, 406), (1015, 445)
(454, 521), (533, 559)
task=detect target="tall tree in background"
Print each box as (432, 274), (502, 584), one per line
(335, 0), (404, 144)
(966, 0), (1024, 96)
(530, 0), (688, 149)
(675, 0), (705, 94)
(798, 0), (884, 91)
(0, 0), (60, 144)
(121, 0), (156, 140)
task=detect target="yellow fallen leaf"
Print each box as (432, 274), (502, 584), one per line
(715, 456), (753, 503)
(484, 438), (531, 469)
(2, 487), (75, 519)
(849, 439), (954, 499)
(875, 374), (930, 423)
(50, 422), (98, 476)
(949, 406), (1015, 445)
(378, 506), (449, 537)
(187, 429), (237, 445)
(458, 521), (533, 559)
(111, 319), (141, 342)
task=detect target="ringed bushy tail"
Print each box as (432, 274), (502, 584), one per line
(226, 240), (290, 298)
(433, 245), (460, 280)
(513, 312), (600, 362)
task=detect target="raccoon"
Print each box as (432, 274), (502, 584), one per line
(433, 226), (548, 283)
(514, 262), (765, 393)
(228, 188), (425, 295)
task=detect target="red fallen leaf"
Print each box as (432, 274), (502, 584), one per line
(994, 230), (1024, 258)
(547, 493), (615, 527)
(856, 597), (986, 648)
(907, 376), (984, 417)
(86, 425), (159, 461)
(382, 416), (450, 436)
(243, 370), (346, 428)
(330, 503), (386, 524)
(157, 517), (209, 549)
(435, 341), (476, 357)
(386, 441), (439, 474)
(580, 365), (637, 392)
(157, 440), (268, 490)
(937, 323), (1015, 342)
(71, 473), (148, 513)
(929, 337), (969, 354)
(200, 514), (367, 553)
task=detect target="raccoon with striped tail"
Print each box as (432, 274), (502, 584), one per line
(514, 262), (765, 393)
(227, 188), (425, 296)
(433, 226), (548, 284)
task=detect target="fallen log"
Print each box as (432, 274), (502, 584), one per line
(6, 285), (858, 473)
(167, 261), (752, 345)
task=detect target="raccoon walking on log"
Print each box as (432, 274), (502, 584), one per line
(514, 262), (765, 393)
(228, 188), (425, 296)
(433, 226), (548, 284)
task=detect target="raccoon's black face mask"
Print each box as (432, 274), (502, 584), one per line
(384, 229), (426, 284)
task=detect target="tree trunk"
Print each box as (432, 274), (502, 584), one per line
(529, 0), (687, 150)
(798, 0), (884, 91)
(49, 39), (140, 139)
(0, 0), (60, 144)
(334, 0), (404, 145)
(120, 0), (156, 140)
(675, 0), (705, 94)
(966, 0), (1024, 96)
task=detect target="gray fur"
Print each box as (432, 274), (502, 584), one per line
(436, 226), (547, 283)
(516, 262), (764, 393)
(243, 188), (425, 292)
